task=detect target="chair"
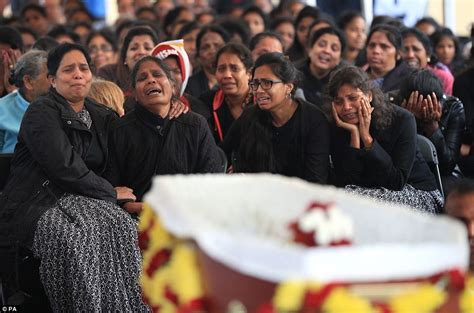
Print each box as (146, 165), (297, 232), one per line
(216, 147), (228, 174)
(0, 153), (13, 191)
(0, 154), (51, 310)
(416, 134), (444, 198)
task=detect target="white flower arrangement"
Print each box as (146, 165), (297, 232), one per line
(298, 203), (354, 246)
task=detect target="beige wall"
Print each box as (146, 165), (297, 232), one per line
(428, 0), (473, 36)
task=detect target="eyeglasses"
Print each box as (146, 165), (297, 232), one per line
(249, 79), (283, 91)
(88, 45), (114, 54)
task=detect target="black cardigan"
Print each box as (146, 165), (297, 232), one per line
(105, 104), (221, 200)
(222, 98), (330, 184)
(330, 104), (437, 191)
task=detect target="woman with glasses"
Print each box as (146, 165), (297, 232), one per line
(326, 65), (443, 214)
(86, 29), (118, 70)
(222, 52), (330, 183)
(200, 43), (254, 143)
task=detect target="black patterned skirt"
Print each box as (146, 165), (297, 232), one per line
(345, 184), (443, 215)
(32, 194), (150, 312)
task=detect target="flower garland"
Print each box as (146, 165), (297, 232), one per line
(139, 204), (474, 313)
(139, 204), (206, 313)
(258, 272), (473, 313)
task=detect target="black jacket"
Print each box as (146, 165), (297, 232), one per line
(200, 89), (238, 143)
(388, 92), (465, 177)
(453, 67), (474, 143)
(368, 61), (414, 93)
(0, 89), (117, 248)
(104, 104), (221, 201)
(330, 104), (437, 191)
(420, 96), (465, 176)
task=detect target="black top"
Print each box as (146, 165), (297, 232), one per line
(329, 104), (437, 191)
(418, 96), (465, 176)
(223, 98), (330, 184)
(200, 89), (241, 143)
(453, 67), (474, 143)
(105, 104), (221, 200)
(121, 93), (211, 119)
(287, 43), (306, 63)
(297, 58), (330, 107)
(0, 89), (117, 247)
(368, 61), (413, 93)
(389, 91), (465, 177)
(185, 69), (215, 98)
(183, 93), (211, 120)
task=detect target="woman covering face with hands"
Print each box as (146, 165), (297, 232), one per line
(327, 65), (443, 214)
(331, 86), (374, 150)
(399, 69), (465, 189)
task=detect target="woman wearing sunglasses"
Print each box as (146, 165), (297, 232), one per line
(222, 52), (330, 183)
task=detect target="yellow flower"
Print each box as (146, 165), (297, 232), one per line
(170, 243), (205, 303)
(139, 203), (154, 232)
(390, 284), (446, 313)
(273, 281), (307, 311)
(322, 287), (373, 313)
(141, 265), (172, 308)
(460, 275), (474, 313)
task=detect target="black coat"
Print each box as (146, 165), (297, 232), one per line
(421, 96), (465, 176)
(388, 92), (465, 177)
(104, 104), (222, 201)
(330, 104), (437, 191)
(0, 89), (117, 248)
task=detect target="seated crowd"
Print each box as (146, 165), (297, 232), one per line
(1, 0), (474, 310)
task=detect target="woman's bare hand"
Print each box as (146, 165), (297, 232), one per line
(401, 90), (424, 120)
(168, 98), (189, 119)
(123, 202), (144, 214)
(357, 95), (374, 149)
(332, 103), (360, 149)
(115, 186), (136, 202)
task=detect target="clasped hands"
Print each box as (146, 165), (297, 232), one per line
(115, 186), (143, 213)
